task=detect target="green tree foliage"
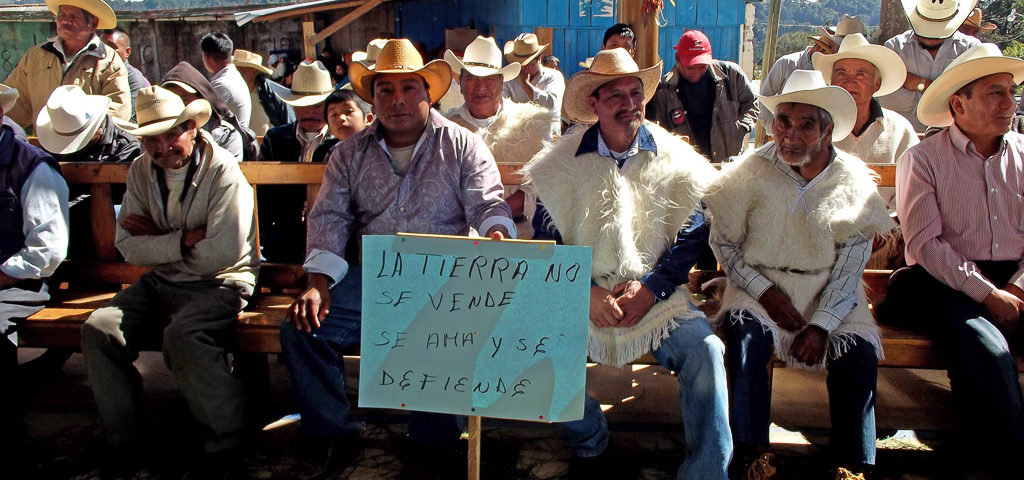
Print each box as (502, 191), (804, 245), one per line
(752, 0), (882, 67)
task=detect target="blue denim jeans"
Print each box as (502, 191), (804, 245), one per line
(555, 317), (732, 479)
(725, 318), (877, 466)
(279, 266), (462, 445)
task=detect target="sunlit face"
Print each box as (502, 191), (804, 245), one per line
(588, 76), (645, 133)
(56, 6), (96, 46)
(294, 103), (326, 133)
(831, 58), (881, 107)
(520, 57), (541, 77)
(603, 36), (635, 56)
(460, 71), (503, 119)
(372, 73), (431, 136)
(951, 73), (1018, 139)
(326, 100), (369, 141)
(772, 103), (832, 167)
(100, 32), (130, 62)
(677, 62), (710, 84)
(143, 122), (196, 170)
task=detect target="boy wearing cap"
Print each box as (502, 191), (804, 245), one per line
(705, 70), (892, 478)
(647, 29), (758, 163)
(889, 44), (1024, 477)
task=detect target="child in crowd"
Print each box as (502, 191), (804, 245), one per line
(324, 89), (373, 141)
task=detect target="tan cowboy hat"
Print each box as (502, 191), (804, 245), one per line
(963, 7), (997, 31)
(903, 0), (979, 39)
(35, 85), (110, 155)
(504, 33), (548, 65)
(818, 15), (866, 46)
(353, 38), (389, 66)
(806, 35), (834, 53)
(267, 60), (334, 107)
(0, 83), (18, 114)
(578, 57), (594, 69)
(812, 33), (907, 97)
(124, 85), (211, 137)
(758, 69), (856, 141)
(445, 36), (521, 82)
(349, 38), (452, 104)
(232, 49), (273, 76)
(44, 0), (116, 30)
(562, 48), (662, 124)
(917, 43), (1024, 127)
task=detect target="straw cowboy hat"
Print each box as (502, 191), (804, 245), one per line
(504, 33), (548, 65)
(817, 15), (867, 47)
(812, 33), (907, 97)
(349, 38), (452, 104)
(35, 85), (110, 155)
(562, 48), (663, 124)
(903, 0), (979, 39)
(917, 43), (1024, 127)
(267, 60), (334, 107)
(0, 83), (18, 114)
(352, 38), (389, 66)
(578, 57), (594, 69)
(44, 0), (116, 30)
(963, 7), (997, 31)
(758, 69), (857, 141)
(124, 85), (211, 137)
(232, 50), (273, 76)
(444, 36), (521, 81)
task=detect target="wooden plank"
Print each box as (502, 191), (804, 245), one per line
(303, 14), (317, 59)
(696, 0), (717, 26)
(618, 0), (659, 69)
(60, 163), (328, 185)
(254, 0), (367, 23)
(90, 183), (118, 261)
(546, 0), (570, 26)
(534, 27), (554, 57)
(870, 164), (896, 187)
(60, 163), (130, 183)
(307, 0), (385, 48)
(468, 416), (482, 480)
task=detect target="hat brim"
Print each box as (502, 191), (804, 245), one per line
(0, 89), (18, 115)
(758, 85), (857, 141)
(234, 60), (274, 76)
(35, 94), (110, 155)
(45, 0), (117, 30)
(444, 50), (521, 82)
(504, 43), (548, 66)
(676, 52), (713, 67)
(904, 0), (978, 39)
(162, 80), (197, 94)
(266, 79), (333, 107)
(349, 59), (453, 105)
(812, 45), (907, 97)
(917, 56), (1024, 127)
(124, 99), (212, 137)
(562, 61), (663, 124)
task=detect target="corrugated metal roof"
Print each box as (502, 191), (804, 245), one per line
(234, 0), (346, 26)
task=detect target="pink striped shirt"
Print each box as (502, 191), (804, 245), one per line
(896, 124), (1024, 302)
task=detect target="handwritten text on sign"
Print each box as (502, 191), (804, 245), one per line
(358, 235), (591, 422)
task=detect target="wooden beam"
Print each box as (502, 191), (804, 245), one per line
(534, 27), (553, 57)
(755, 0), (783, 147)
(307, 0), (384, 48)
(255, 0), (366, 23)
(617, 0), (659, 69)
(303, 14), (317, 59)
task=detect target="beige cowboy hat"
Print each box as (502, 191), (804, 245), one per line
(562, 48), (662, 124)
(917, 43), (1024, 127)
(352, 38), (389, 67)
(963, 7), (997, 31)
(903, 0), (979, 39)
(504, 33), (548, 65)
(267, 60), (334, 107)
(35, 85), (110, 155)
(806, 34), (834, 53)
(232, 49), (273, 76)
(812, 33), (907, 97)
(124, 85), (211, 137)
(578, 57), (594, 69)
(0, 83), (18, 114)
(818, 15), (867, 46)
(758, 69), (857, 141)
(349, 38), (452, 104)
(445, 36), (521, 82)
(44, 0), (116, 30)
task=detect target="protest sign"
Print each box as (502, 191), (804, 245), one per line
(359, 234), (591, 422)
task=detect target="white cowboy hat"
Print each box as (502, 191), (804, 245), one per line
(562, 48), (662, 124)
(353, 38), (389, 67)
(812, 33), (907, 97)
(504, 33), (548, 65)
(758, 69), (856, 141)
(818, 15), (867, 47)
(124, 85), (211, 137)
(0, 83), (18, 114)
(232, 49), (273, 76)
(903, 0), (979, 39)
(444, 36), (521, 82)
(267, 60), (335, 107)
(44, 0), (116, 30)
(917, 43), (1024, 127)
(35, 85), (110, 155)
(349, 38), (452, 104)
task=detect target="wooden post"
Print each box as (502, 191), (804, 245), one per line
(302, 13), (316, 60)
(879, 0), (910, 44)
(754, 0), (782, 147)
(617, 0), (659, 69)
(534, 27), (554, 57)
(467, 415), (482, 480)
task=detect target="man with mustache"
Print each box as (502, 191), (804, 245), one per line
(704, 70), (893, 478)
(524, 48), (730, 479)
(80, 85), (259, 476)
(881, 0), (981, 132)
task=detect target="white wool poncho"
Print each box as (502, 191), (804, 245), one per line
(522, 121), (718, 366)
(703, 143), (895, 367)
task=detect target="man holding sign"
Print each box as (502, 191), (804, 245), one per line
(279, 39), (514, 477)
(523, 48), (730, 479)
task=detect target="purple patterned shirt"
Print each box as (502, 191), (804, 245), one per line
(304, 109), (514, 283)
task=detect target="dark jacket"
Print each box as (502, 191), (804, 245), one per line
(258, 122), (336, 163)
(256, 75), (294, 127)
(162, 62), (257, 161)
(52, 115), (141, 163)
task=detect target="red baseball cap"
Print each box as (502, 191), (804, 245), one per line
(674, 30), (713, 67)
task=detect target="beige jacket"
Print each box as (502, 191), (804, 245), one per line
(116, 131), (259, 287)
(4, 36), (131, 128)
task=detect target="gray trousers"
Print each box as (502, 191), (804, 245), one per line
(80, 272), (251, 452)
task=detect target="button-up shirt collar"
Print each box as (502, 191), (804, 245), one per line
(577, 122), (657, 171)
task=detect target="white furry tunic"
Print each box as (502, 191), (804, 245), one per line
(703, 144), (894, 367)
(522, 121), (718, 366)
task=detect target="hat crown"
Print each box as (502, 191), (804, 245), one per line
(835, 15), (866, 36)
(913, 0), (962, 20)
(375, 39), (427, 71)
(365, 38), (389, 63)
(290, 60), (333, 95)
(134, 86), (187, 126)
(45, 85), (98, 135)
(589, 48), (641, 76)
(505, 33), (542, 57)
(461, 36), (504, 70)
(232, 49), (264, 66)
(837, 33), (871, 52)
(780, 70), (830, 95)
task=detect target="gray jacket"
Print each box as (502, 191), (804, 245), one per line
(647, 60), (758, 162)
